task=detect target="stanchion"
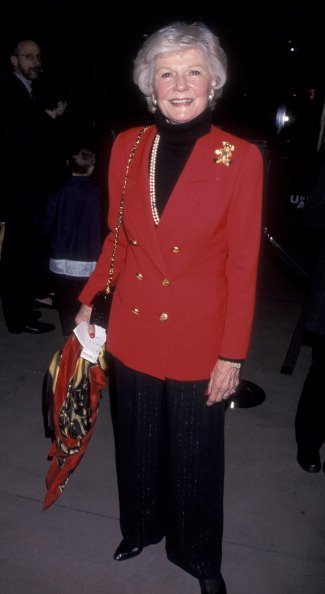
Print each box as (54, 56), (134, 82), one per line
(226, 379), (266, 409)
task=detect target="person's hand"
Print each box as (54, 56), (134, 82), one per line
(205, 359), (241, 406)
(75, 304), (95, 337)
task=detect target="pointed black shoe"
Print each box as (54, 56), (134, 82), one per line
(113, 539), (143, 561)
(199, 577), (227, 594)
(297, 449), (321, 473)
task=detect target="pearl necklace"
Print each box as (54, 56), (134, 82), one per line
(149, 134), (160, 226)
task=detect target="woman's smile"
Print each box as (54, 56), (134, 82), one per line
(153, 48), (214, 123)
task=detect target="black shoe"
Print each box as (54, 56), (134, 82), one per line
(113, 539), (143, 561)
(22, 321), (55, 334)
(7, 326), (23, 333)
(199, 577), (227, 594)
(297, 448), (321, 473)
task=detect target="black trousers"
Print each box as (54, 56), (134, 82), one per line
(0, 217), (48, 330)
(295, 335), (325, 451)
(52, 275), (87, 338)
(109, 357), (225, 580)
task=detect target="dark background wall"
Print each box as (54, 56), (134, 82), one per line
(1, 1), (324, 268)
(1, 1), (324, 140)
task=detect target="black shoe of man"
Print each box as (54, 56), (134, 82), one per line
(297, 448), (321, 473)
(8, 321), (55, 334)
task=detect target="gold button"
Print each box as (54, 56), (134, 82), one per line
(131, 308), (140, 315)
(129, 239), (138, 246)
(162, 278), (171, 286)
(171, 246), (180, 254)
(135, 272), (143, 280)
(159, 313), (168, 321)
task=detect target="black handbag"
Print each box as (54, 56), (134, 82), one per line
(90, 288), (114, 328)
(89, 126), (149, 329)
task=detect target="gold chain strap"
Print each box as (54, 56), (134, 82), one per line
(105, 125), (150, 294)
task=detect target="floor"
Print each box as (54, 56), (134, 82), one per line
(0, 240), (324, 594)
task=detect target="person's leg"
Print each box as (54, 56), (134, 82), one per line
(29, 215), (52, 300)
(1, 219), (35, 331)
(110, 358), (166, 547)
(295, 335), (325, 451)
(53, 276), (86, 337)
(164, 378), (225, 583)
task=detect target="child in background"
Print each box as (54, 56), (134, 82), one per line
(44, 147), (102, 337)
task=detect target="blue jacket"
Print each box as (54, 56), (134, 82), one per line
(44, 176), (102, 278)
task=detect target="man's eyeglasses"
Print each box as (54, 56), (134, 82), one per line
(16, 53), (42, 62)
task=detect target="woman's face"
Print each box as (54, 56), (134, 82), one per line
(153, 47), (214, 123)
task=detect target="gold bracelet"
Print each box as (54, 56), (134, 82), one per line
(222, 360), (242, 368)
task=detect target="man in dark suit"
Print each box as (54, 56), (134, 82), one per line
(0, 39), (55, 333)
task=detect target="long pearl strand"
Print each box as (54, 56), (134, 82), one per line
(149, 134), (161, 226)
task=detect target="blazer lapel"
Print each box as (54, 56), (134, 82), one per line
(123, 126), (228, 270)
(123, 126), (168, 275)
(156, 131), (217, 241)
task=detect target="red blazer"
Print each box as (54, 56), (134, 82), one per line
(79, 124), (263, 380)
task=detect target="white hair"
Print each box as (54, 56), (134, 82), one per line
(133, 21), (227, 113)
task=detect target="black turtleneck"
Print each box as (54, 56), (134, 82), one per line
(153, 107), (212, 217)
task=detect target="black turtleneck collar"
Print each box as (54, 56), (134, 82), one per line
(154, 107), (212, 146)
(152, 108), (212, 217)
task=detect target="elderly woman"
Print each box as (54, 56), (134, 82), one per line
(76, 21), (263, 594)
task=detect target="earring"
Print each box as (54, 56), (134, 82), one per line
(208, 90), (215, 102)
(151, 95), (157, 107)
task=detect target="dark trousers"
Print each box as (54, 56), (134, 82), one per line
(110, 357), (225, 580)
(295, 335), (325, 451)
(0, 217), (46, 330)
(52, 275), (87, 338)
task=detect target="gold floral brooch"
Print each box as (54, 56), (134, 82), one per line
(214, 141), (235, 166)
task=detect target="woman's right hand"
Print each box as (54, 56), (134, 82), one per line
(75, 304), (95, 337)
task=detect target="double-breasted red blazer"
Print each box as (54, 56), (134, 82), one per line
(79, 124), (263, 380)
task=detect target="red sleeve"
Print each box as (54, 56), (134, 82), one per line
(219, 142), (263, 359)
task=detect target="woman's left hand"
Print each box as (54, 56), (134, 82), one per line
(205, 359), (241, 406)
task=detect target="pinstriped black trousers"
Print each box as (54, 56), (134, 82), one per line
(109, 357), (225, 580)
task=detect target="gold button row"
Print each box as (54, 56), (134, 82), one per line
(129, 239), (180, 254)
(131, 308), (168, 321)
(135, 273), (171, 287)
